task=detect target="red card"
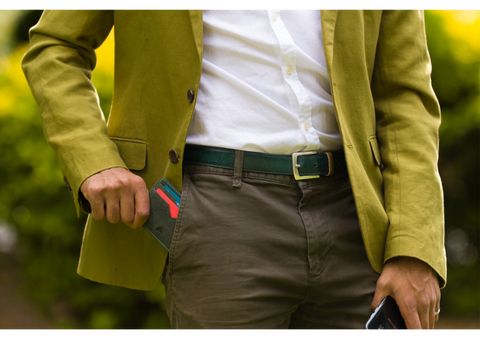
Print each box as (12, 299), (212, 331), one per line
(156, 188), (179, 218)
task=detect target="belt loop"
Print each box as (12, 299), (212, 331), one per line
(232, 150), (244, 188)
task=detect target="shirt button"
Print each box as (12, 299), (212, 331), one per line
(187, 89), (195, 103)
(303, 123), (309, 131)
(272, 13), (278, 21)
(169, 150), (179, 164)
(286, 66), (293, 75)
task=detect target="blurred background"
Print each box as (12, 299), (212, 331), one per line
(0, 10), (478, 329)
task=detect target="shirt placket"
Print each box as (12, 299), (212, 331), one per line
(268, 10), (320, 152)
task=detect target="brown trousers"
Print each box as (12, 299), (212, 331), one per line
(162, 162), (379, 329)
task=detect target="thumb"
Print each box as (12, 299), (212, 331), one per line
(371, 283), (389, 311)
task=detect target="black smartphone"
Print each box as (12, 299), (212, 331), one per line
(365, 296), (407, 329)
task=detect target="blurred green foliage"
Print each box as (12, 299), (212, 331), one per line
(0, 10), (478, 328)
(425, 10), (480, 319)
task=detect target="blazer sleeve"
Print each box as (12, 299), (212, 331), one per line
(371, 10), (446, 286)
(22, 10), (128, 216)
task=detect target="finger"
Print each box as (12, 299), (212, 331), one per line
(81, 184), (105, 220)
(429, 303), (435, 329)
(90, 199), (106, 221)
(403, 310), (422, 329)
(434, 299), (441, 326)
(429, 286), (441, 328)
(434, 307), (440, 325)
(132, 185), (150, 229)
(419, 297), (433, 329)
(436, 289), (442, 324)
(371, 277), (389, 311)
(417, 295), (432, 329)
(117, 182), (134, 225)
(397, 296), (422, 329)
(120, 194), (135, 226)
(371, 293), (385, 311)
(429, 294), (438, 329)
(105, 196), (121, 224)
(85, 190), (106, 221)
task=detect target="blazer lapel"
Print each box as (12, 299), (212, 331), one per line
(320, 10), (338, 80)
(189, 10), (203, 60)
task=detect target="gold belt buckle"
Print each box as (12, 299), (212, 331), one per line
(292, 151), (334, 180)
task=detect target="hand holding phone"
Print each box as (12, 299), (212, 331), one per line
(365, 296), (407, 329)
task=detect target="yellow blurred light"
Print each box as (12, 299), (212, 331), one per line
(432, 10), (480, 64)
(453, 10), (478, 25)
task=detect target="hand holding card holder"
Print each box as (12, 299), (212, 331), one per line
(142, 178), (181, 252)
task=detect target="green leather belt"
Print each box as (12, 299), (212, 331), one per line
(184, 145), (347, 180)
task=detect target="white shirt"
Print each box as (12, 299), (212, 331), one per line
(186, 10), (343, 155)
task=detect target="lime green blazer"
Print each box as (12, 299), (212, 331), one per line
(22, 10), (446, 290)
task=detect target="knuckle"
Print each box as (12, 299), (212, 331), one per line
(89, 204), (105, 220)
(137, 207), (150, 218)
(105, 182), (120, 192)
(375, 278), (388, 291)
(133, 178), (147, 190)
(89, 185), (105, 196)
(91, 212), (104, 221)
(108, 216), (120, 224)
(118, 176), (131, 187)
(122, 215), (135, 225)
(107, 210), (120, 224)
(108, 177), (128, 191)
(131, 175), (142, 184)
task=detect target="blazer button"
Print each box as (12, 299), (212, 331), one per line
(169, 150), (179, 164)
(187, 89), (195, 103)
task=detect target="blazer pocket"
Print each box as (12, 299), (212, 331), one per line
(369, 136), (382, 167)
(110, 137), (147, 171)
